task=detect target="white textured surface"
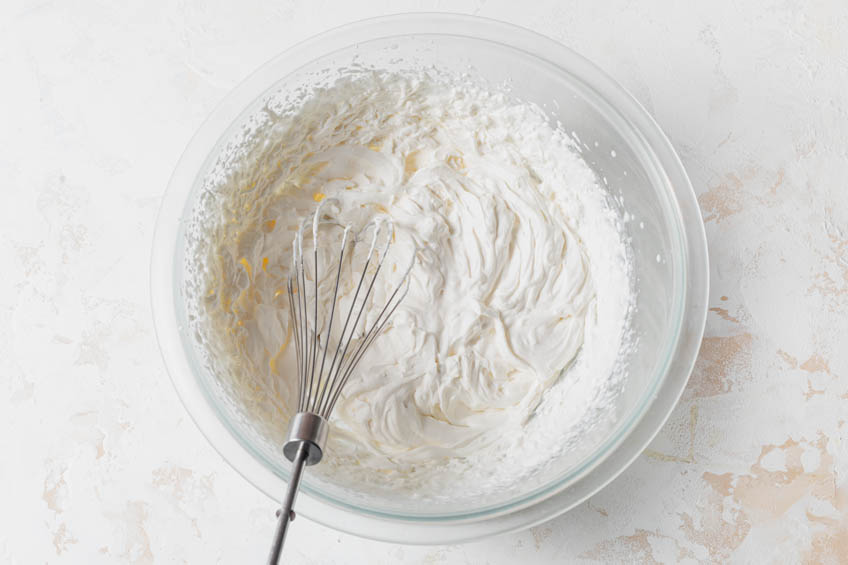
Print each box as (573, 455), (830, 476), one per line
(2, 1), (846, 563)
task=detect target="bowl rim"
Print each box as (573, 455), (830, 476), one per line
(151, 12), (708, 544)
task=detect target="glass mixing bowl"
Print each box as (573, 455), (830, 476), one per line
(151, 14), (708, 543)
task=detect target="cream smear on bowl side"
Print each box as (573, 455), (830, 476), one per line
(192, 71), (633, 503)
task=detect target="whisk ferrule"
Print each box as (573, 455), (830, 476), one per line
(283, 412), (329, 466)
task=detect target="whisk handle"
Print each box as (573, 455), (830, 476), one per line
(267, 442), (309, 564)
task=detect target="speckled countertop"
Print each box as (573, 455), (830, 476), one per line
(2, 1), (846, 563)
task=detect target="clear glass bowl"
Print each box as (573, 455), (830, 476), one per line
(151, 14), (708, 543)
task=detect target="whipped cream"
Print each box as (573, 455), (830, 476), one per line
(193, 72), (633, 502)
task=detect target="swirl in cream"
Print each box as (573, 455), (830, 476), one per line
(196, 72), (631, 499)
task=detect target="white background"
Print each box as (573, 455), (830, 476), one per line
(2, 1), (847, 563)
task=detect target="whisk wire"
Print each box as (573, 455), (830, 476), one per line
(309, 214), (321, 412)
(314, 221), (388, 417)
(286, 276), (303, 411)
(312, 226), (350, 414)
(296, 230), (311, 411)
(325, 274), (411, 417)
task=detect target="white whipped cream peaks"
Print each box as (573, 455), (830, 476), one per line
(192, 71), (633, 502)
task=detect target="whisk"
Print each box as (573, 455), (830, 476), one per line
(267, 204), (413, 564)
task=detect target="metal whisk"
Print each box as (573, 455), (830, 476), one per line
(267, 203), (413, 563)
